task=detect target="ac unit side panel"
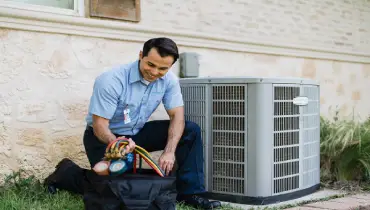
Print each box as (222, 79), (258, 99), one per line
(244, 84), (248, 196)
(272, 84), (301, 195)
(206, 84), (212, 193)
(247, 83), (274, 197)
(210, 84), (247, 196)
(301, 85), (320, 189)
(180, 84), (209, 191)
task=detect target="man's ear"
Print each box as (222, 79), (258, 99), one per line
(139, 51), (143, 60)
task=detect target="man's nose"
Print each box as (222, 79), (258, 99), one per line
(150, 68), (159, 75)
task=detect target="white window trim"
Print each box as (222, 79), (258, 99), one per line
(0, 0), (84, 16)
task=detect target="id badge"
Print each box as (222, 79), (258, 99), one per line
(123, 108), (131, 124)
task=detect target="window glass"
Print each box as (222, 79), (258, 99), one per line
(5, 0), (75, 9)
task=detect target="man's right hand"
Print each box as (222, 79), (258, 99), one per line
(92, 115), (136, 154)
(116, 136), (136, 153)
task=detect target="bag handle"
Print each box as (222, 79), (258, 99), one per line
(96, 138), (165, 177)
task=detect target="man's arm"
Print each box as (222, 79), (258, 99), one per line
(159, 106), (185, 175)
(88, 72), (120, 145)
(164, 106), (185, 154)
(160, 72), (185, 175)
(92, 115), (117, 144)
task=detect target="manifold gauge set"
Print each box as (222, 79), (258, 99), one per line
(93, 138), (165, 177)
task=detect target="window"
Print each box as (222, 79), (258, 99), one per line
(0, 0), (84, 16)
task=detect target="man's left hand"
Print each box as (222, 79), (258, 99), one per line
(158, 151), (175, 176)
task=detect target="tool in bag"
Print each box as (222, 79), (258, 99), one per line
(92, 138), (166, 177)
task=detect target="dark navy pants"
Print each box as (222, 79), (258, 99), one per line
(83, 120), (205, 195)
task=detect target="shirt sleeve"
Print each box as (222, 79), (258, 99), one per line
(88, 72), (123, 119)
(162, 73), (184, 110)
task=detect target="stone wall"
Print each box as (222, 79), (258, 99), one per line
(138, 0), (369, 54)
(0, 0), (370, 180)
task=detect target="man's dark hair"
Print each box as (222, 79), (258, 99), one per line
(142, 37), (179, 64)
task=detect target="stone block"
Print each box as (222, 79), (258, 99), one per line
(305, 199), (361, 210)
(16, 100), (57, 123)
(330, 196), (370, 205)
(17, 128), (45, 146)
(285, 207), (320, 210)
(60, 100), (89, 127)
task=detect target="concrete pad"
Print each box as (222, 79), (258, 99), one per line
(219, 188), (346, 209)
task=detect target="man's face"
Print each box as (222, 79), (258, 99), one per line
(139, 48), (174, 82)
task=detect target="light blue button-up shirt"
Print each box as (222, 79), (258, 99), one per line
(85, 60), (184, 135)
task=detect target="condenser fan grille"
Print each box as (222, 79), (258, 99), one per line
(213, 117), (245, 131)
(211, 85), (246, 195)
(274, 132), (299, 146)
(302, 86), (320, 188)
(273, 85), (300, 194)
(213, 132), (245, 147)
(274, 86), (300, 100)
(213, 85), (245, 100)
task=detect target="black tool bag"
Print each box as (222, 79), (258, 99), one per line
(44, 158), (177, 210)
(45, 137), (178, 210)
(82, 139), (178, 210)
(82, 168), (177, 210)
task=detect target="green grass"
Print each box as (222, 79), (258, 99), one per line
(0, 170), (240, 210)
(0, 170), (83, 210)
(2, 115), (370, 209)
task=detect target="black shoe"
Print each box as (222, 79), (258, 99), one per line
(177, 194), (222, 209)
(47, 184), (57, 194)
(43, 158), (76, 194)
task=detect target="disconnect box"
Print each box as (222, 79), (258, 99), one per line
(179, 52), (199, 78)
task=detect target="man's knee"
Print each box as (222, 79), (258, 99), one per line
(185, 121), (201, 133)
(183, 121), (202, 141)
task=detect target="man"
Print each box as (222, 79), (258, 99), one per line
(83, 37), (221, 209)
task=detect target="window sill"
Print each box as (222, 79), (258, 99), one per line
(0, 6), (369, 64)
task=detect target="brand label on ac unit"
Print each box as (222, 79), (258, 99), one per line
(293, 96), (309, 106)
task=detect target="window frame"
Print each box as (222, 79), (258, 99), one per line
(0, 0), (84, 16)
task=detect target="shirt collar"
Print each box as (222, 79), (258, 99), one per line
(128, 60), (165, 85)
(128, 60), (142, 84)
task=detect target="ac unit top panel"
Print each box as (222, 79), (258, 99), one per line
(179, 76), (319, 85)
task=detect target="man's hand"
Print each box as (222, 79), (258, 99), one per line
(159, 151), (175, 176)
(92, 115), (136, 153)
(116, 136), (136, 154)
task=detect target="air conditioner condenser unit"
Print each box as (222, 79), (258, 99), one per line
(179, 77), (320, 205)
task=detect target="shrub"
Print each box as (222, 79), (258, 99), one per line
(320, 116), (370, 182)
